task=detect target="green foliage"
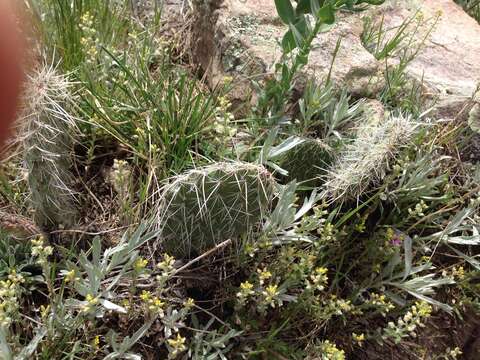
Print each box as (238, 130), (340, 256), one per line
(4, 0), (480, 358)
(261, 0), (384, 116)
(158, 162), (277, 258)
(362, 10), (440, 115)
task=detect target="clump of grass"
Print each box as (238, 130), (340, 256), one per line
(21, 64), (79, 233)
(322, 113), (417, 200)
(157, 162), (277, 258)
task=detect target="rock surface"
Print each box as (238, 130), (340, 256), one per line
(372, 0), (480, 117)
(192, 0), (383, 100)
(189, 0), (480, 117)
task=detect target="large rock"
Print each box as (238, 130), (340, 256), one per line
(190, 0), (480, 117)
(371, 0), (480, 117)
(192, 0), (384, 105)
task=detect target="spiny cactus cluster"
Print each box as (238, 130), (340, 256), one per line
(21, 65), (79, 233)
(280, 138), (333, 187)
(322, 113), (417, 201)
(157, 162), (277, 258)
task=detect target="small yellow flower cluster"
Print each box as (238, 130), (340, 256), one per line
(223, 75), (233, 85)
(133, 257), (148, 273)
(237, 269), (283, 310)
(82, 294), (99, 314)
(408, 200), (428, 218)
(368, 293), (395, 316)
(213, 96), (236, 141)
(262, 284), (279, 308)
(183, 298), (195, 310)
(79, 12), (99, 64)
(257, 268), (272, 286)
(243, 243), (258, 258)
(306, 267), (328, 292)
(236, 281), (254, 306)
(63, 269), (80, 284)
(383, 301), (432, 343)
(167, 333), (186, 358)
(157, 254), (175, 274)
(352, 332), (365, 347)
(451, 266), (465, 281)
(140, 291), (165, 317)
(317, 340), (345, 360)
(40, 304), (50, 320)
(156, 253), (176, 284)
(319, 222), (336, 243)
(445, 347), (462, 359)
(355, 214), (367, 233)
(0, 270), (24, 328)
(325, 295), (353, 316)
(31, 237), (53, 265)
(92, 335), (100, 349)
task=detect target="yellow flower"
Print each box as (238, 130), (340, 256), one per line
(183, 298), (194, 310)
(167, 334), (186, 357)
(82, 294), (99, 313)
(452, 266), (465, 281)
(92, 335), (100, 348)
(86, 294), (98, 304)
(40, 305), (50, 319)
(352, 332), (365, 346)
(257, 268), (272, 284)
(148, 297), (165, 313)
(64, 269), (77, 283)
(140, 290), (151, 301)
(134, 257), (148, 272)
(240, 281), (253, 291)
(265, 284), (278, 297)
(157, 254), (176, 274)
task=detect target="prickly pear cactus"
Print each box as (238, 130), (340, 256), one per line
(22, 66), (79, 233)
(158, 162), (277, 258)
(280, 138), (332, 187)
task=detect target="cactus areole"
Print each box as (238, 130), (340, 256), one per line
(0, 3), (24, 148)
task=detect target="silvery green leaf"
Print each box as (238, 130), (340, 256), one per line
(447, 235), (480, 245)
(0, 327), (13, 360)
(100, 299), (127, 314)
(267, 136), (305, 160)
(295, 189), (318, 221)
(15, 328), (47, 360)
(266, 181), (297, 230)
(402, 231), (413, 280)
(405, 290), (452, 313)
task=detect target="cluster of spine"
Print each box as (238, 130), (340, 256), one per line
(156, 162), (277, 258)
(280, 138), (333, 187)
(322, 113), (417, 201)
(21, 65), (79, 233)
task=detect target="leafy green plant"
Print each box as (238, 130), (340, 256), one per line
(362, 10), (440, 115)
(259, 0), (384, 116)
